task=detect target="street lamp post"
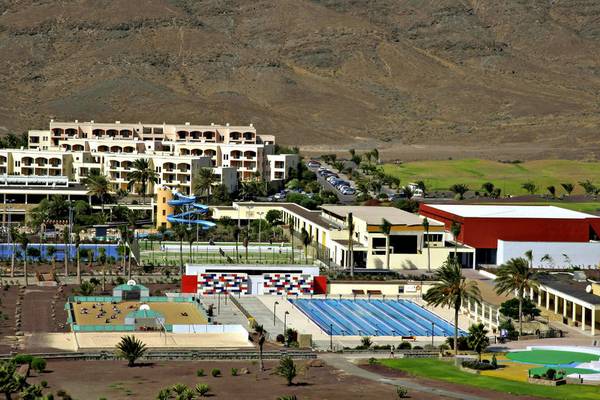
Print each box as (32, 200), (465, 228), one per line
(330, 323), (333, 351)
(283, 311), (289, 338)
(273, 301), (279, 326)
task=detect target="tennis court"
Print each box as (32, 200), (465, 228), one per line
(72, 301), (207, 326)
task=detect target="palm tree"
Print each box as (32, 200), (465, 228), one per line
(300, 228), (311, 263)
(232, 225), (241, 262)
(288, 224), (295, 264)
(449, 184), (469, 200)
(78, 281), (95, 296)
(423, 257), (481, 356)
(275, 356), (297, 386)
(422, 217), (431, 272)
(255, 324), (266, 371)
(381, 219), (392, 270)
(243, 234), (249, 263)
(62, 227), (70, 278)
(98, 247), (107, 291)
(73, 227), (82, 285)
(546, 185), (556, 198)
(116, 335), (147, 367)
(451, 222), (461, 259)
(561, 183), (574, 196)
(47, 245), (56, 272)
(128, 158), (158, 204)
(467, 323), (489, 362)
(494, 257), (539, 336)
(193, 168), (217, 202)
(347, 213), (354, 276)
(521, 181), (538, 195)
(174, 224), (188, 277)
(186, 228), (195, 264)
(83, 172), (111, 212)
(17, 233), (29, 286)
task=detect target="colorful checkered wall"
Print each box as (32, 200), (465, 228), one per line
(263, 273), (314, 295)
(197, 273), (249, 295)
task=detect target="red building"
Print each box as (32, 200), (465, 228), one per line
(419, 204), (600, 265)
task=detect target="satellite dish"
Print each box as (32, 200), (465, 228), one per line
(127, 279), (136, 286)
(586, 285), (592, 293)
(139, 304), (150, 311)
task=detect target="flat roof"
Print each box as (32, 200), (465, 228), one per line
(321, 205), (442, 226)
(424, 204), (598, 220)
(538, 273), (600, 305)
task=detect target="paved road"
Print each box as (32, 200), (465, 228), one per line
(320, 353), (488, 400)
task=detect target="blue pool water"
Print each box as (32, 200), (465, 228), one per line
(290, 298), (464, 336)
(0, 243), (120, 261)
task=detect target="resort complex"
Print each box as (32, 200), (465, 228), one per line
(0, 122), (599, 399)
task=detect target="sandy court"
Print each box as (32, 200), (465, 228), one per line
(72, 301), (207, 326)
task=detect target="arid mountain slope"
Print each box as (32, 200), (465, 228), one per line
(1, 0), (600, 159)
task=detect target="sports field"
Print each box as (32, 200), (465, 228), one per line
(72, 301), (207, 326)
(382, 159), (600, 196)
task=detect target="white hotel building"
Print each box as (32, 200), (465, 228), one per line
(0, 120), (298, 204)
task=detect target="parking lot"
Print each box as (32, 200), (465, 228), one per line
(308, 161), (356, 204)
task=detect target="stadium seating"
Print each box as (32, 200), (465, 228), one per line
(289, 299), (462, 336)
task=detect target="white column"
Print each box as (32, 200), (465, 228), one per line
(582, 306), (586, 331)
(554, 295), (559, 314)
(563, 299), (567, 318)
(546, 290), (550, 310)
(573, 302), (577, 326)
(538, 288), (542, 307)
(592, 308), (596, 336)
(474, 302), (479, 322)
(529, 287), (534, 300)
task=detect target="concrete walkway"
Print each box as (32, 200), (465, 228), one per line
(320, 353), (488, 400)
(235, 296), (286, 339)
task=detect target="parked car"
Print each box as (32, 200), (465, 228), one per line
(307, 160), (321, 168)
(273, 192), (286, 200)
(341, 187), (356, 195)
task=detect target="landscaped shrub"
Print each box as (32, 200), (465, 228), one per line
(398, 342), (412, 350)
(368, 357), (378, 365)
(196, 368), (205, 377)
(276, 334), (285, 343)
(461, 360), (496, 370)
(13, 354), (33, 365)
(445, 336), (471, 351)
(372, 344), (391, 350)
(231, 367), (238, 376)
(396, 385), (409, 398)
(413, 346), (423, 350)
(31, 357), (46, 373)
(40, 380), (48, 388)
(211, 368), (221, 377)
(195, 383), (210, 396)
(491, 354), (498, 369)
(360, 336), (372, 349)
(545, 368), (557, 380)
(532, 374), (541, 379)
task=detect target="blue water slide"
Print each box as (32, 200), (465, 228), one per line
(166, 190), (216, 229)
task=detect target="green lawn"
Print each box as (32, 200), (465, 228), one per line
(379, 358), (600, 400)
(140, 250), (310, 265)
(382, 159), (600, 196)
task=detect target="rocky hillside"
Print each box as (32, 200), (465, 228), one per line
(1, 0), (600, 159)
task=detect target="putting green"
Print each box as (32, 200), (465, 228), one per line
(507, 350), (599, 365)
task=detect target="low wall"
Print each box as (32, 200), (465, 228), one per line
(171, 324), (246, 335)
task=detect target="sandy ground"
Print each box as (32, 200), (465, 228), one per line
(26, 360), (399, 400)
(72, 301), (207, 326)
(25, 331), (252, 350)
